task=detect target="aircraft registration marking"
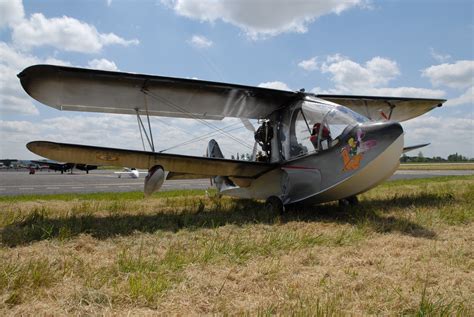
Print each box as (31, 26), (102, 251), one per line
(97, 153), (119, 162)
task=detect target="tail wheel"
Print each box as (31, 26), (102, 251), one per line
(265, 196), (285, 214)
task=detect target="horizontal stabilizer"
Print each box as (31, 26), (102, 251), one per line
(403, 143), (430, 153)
(26, 141), (275, 178)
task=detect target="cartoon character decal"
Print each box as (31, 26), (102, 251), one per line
(341, 129), (376, 171)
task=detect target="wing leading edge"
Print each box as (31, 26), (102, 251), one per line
(26, 141), (276, 179)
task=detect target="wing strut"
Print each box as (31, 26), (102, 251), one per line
(135, 109), (147, 151)
(143, 91), (155, 152)
(135, 105), (155, 152)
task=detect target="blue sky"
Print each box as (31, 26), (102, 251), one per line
(1, 0), (473, 159)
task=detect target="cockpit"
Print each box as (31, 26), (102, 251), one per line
(280, 96), (368, 160)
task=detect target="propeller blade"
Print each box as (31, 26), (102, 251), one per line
(240, 118), (255, 132)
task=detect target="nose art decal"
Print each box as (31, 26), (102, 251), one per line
(341, 129), (377, 171)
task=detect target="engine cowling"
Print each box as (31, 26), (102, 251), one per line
(144, 165), (165, 197)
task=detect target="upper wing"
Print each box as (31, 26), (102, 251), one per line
(18, 65), (297, 120)
(403, 143), (430, 153)
(27, 141), (276, 178)
(317, 95), (445, 122)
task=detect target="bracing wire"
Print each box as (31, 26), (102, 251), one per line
(142, 89), (254, 150)
(159, 123), (245, 153)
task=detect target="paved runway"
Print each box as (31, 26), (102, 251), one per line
(0, 170), (210, 196)
(0, 169), (472, 196)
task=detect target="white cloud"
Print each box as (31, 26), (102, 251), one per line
(0, 42), (43, 115)
(87, 58), (118, 71)
(106, 0), (112, 6)
(429, 48), (451, 63)
(0, 1), (131, 115)
(258, 81), (292, 91)
(0, 115), (256, 160)
(188, 35), (213, 49)
(164, 0), (365, 39)
(445, 86), (474, 107)
(320, 55), (400, 90)
(298, 57), (318, 71)
(11, 13), (139, 53)
(422, 60), (474, 89)
(310, 54), (446, 99)
(0, 0), (24, 28)
(0, 42), (120, 116)
(402, 115), (473, 158)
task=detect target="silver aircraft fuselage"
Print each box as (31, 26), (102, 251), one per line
(219, 98), (404, 205)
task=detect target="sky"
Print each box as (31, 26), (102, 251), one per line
(0, 0), (473, 160)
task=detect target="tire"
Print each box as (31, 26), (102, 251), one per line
(347, 195), (359, 205)
(338, 195), (358, 207)
(265, 196), (284, 214)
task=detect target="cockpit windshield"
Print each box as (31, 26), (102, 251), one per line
(284, 96), (367, 159)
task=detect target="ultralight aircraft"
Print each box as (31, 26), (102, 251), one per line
(19, 65), (444, 212)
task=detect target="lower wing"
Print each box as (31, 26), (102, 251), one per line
(27, 141), (276, 179)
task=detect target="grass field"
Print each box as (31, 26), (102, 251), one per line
(1, 176), (473, 315)
(399, 163), (474, 170)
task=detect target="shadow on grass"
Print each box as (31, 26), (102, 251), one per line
(1, 192), (445, 247)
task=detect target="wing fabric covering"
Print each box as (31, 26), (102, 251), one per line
(26, 141), (275, 178)
(18, 65), (444, 122)
(18, 65), (296, 120)
(317, 95), (445, 122)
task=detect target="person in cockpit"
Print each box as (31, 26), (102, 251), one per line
(310, 122), (332, 150)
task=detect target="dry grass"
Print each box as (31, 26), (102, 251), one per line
(0, 176), (473, 315)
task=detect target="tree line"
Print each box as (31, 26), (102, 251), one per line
(401, 152), (474, 163)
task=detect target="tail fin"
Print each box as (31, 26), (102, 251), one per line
(207, 139), (224, 158)
(206, 139), (236, 192)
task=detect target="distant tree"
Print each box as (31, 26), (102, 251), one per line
(231, 155), (235, 160)
(447, 153), (468, 162)
(417, 151), (426, 162)
(400, 154), (409, 163)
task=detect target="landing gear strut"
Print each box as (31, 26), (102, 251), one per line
(338, 195), (359, 207)
(265, 196), (285, 214)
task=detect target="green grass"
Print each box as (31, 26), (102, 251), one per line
(0, 176), (473, 314)
(0, 188), (213, 203)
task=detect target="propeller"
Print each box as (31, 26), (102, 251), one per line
(240, 118), (258, 161)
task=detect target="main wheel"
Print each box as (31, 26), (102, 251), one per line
(265, 196), (285, 214)
(338, 195), (359, 207)
(347, 195), (359, 205)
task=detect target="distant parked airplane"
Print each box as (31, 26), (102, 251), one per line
(31, 160), (97, 174)
(114, 167), (146, 178)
